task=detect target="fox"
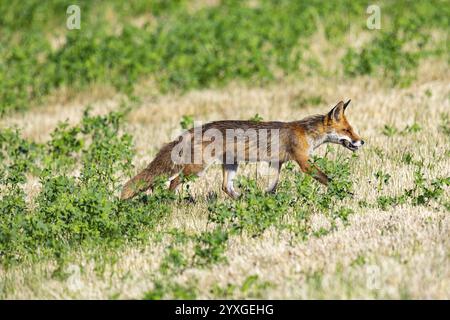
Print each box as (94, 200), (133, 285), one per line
(120, 100), (364, 200)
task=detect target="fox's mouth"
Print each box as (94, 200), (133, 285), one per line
(340, 139), (359, 151)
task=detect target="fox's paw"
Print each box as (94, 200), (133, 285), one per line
(229, 191), (241, 199)
(223, 189), (240, 199)
(222, 185), (240, 199)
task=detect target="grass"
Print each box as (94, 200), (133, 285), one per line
(0, 0), (449, 299)
(1, 57), (448, 298)
(1, 0), (448, 114)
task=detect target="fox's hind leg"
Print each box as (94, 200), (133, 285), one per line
(169, 164), (205, 192)
(169, 175), (182, 191)
(266, 162), (282, 193)
(222, 163), (240, 198)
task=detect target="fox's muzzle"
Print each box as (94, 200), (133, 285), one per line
(340, 139), (364, 151)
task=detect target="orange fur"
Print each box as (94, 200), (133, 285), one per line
(121, 100), (363, 199)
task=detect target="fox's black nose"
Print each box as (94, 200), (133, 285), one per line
(361, 140), (365, 145)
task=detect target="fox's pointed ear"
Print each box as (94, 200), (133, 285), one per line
(343, 99), (351, 111)
(327, 101), (345, 122)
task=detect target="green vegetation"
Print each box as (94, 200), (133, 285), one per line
(1, 0), (448, 114)
(1, 107), (446, 295)
(343, 1), (449, 86)
(179, 114), (195, 130)
(290, 93), (325, 110)
(0, 107), (173, 263)
(376, 167), (449, 211)
(382, 122), (422, 137)
(1, 0), (449, 300)
(210, 275), (274, 299)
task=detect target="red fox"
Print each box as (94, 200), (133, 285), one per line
(121, 100), (364, 200)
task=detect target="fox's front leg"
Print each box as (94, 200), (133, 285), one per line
(222, 163), (240, 198)
(295, 154), (330, 186)
(266, 162), (282, 193)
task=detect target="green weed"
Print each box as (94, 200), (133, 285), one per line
(0, 108), (171, 264)
(180, 115), (194, 130)
(2, 1), (448, 114)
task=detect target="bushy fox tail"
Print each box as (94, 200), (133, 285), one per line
(120, 141), (182, 200)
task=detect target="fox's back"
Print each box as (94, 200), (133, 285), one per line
(180, 120), (296, 163)
(201, 120), (287, 132)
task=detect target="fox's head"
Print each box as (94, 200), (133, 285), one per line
(324, 100), (364, 151)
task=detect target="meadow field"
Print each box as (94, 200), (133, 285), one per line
(0, 0), (449, 299)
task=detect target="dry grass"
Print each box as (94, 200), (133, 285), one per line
(0, 52), (449, 299)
